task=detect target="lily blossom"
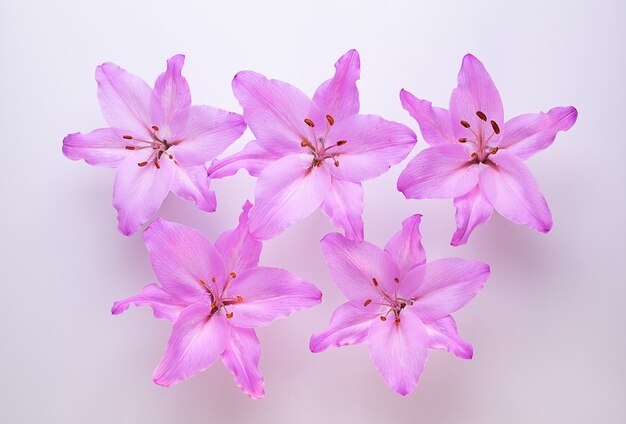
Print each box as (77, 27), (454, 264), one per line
(63, 54), (246, 236)
(311, 215), (489, 395)
(208, 50), (417, 241)
(398, 54), (577, 245)
(112, 202), (321, 399)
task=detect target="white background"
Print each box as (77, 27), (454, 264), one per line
(1, 0), (624, 422)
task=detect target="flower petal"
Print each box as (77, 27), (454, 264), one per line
(320, 233), (401, 308)
(384, 214), (426, 278)
(397, 144), (479, 199)
(499, 106), (578, 160)
(312, 49), (360, 120)
(215, 201), (262, 274)
(150, 54), (191, 128)
(152, 303), (230, 387)
(423, 315), (473, 359)
(171, 165), (217, 213)
(451, 184), (493, 246)
(400, 89), (455, 145)
(326, 114), (417, 183)
(170, 105), (246, 166)
(96, 62), (152, 133)
(404, 258), (489, 322)
(232, 70), (324, 155)
(320, 179), (364, 241)
(479, 150), (552, 232)
(248, 154), (331, 240)
(207, 140), (281, 179)
(226, 267), (322, 328)
(449, 54), (503, 140)
(113, 154), (175, 236)
(62, 128), (136, 168)
(220, 326), (265, 399)
(111, 283), (186, 321)
(142, 218), (226, 304)
(309, 302), (376, 353)
(367, 311), (428, 396)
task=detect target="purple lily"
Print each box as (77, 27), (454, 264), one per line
(63, 55), (246, 235)
(398, 54), (577, 245)
(208, 50), (417, 241)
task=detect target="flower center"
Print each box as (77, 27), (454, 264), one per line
(299, 115), (347, 168)
(122, 125), (175, 169)
(457, 111), (501, 163)
(363, 277), (414, 323)
(198, 272), (243, 319)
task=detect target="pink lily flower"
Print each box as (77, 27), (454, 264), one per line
(63, 55), (246, 236)
(310, 214), (489, 395)
(111, 201), (321, 399)
(398, 54), (578, 245)
(207, 50), (417, 241)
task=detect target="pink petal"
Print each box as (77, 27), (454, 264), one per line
(422, 315), (473, 359)
(111, 283), (186, 321)
(404, 258), (489, 322)
(449, 54), (504, 140)
(479, 150), (552, 232)
(143, 218), (226, 305)
(153, 303), (230, 387)
(226, 267), (321, 328)
(215, 201), (261, 273)
(232, 70), (324, 155)
(397, 144), (479, 199)
(499, 106), (578, 160)
(171, 165), (217, 213)
(62, 128), (136, 168)
(113, 154), (175, 236)
(451, 184), (493, 246)
(207, 140), (280, 179)
(309, 302), (376, 353)
(248, 154), (331, 240)
(220, 326), (265, 399)
(150, 54), (191, 128)
(320, 178), (364, 241)
(96, 62), (152, 134)
(384, 214), (426, 278)
(170, 105), (246, 166)
(367, 311), (428, 396)
(400, 89), (455, 145)
(312, 49), (360, 120)
(320, 233), (401, 308)
(326, 114), (417, 183)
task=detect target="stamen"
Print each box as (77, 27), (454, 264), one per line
(151, 125), (159, 132)
(395, 317), (401, 323)
(226, 312), (234, 319)
(470, 152), (478, 159)
(236, 295), (243, 302)
(230, 272), (237, 278)
(137, 161), (148, 167)
(211, 277), (216, 283)
(380, 316), (387, 321)
(334, 160), (339, 167)
(304, 118), (315, 127)
(211, 301), (216, 308)
(460, 120), (471, 128)
(125, 146), (136, 150)
(476, 111), (487, 121)
(458, 138), (467, 143)
(326, 115), (334, 126)
(315, 161), (323, 168)
(372, 277), (379, 287)
(490, 120), (500, 134)
(168, 154), (174, 159)
(364, 299), (372, 307)
(490, 147), (499, 155)
(394, 277), (399, 283)
(122, 135), (133, 140)
(301, 140), (310, 147)
(155, 161), (161, 169)
(336, 140), (347, 146)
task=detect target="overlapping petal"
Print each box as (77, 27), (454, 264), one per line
(171, 165), (217, 213)
(422, 315), (473, 359)
(319, 179), (364, 241)
(215, 201), (261, 273)
(207, 140), (280, 179)
(62, 128), (136, 168)
(150, 54), (191, 128)
(313, 49), (360, 120)
(451, 185), (493, 246)
(309, 302), (377, 353)
(384, 214), (426, 278)
(111, 283), (186, 321)
(400, 89), (455, 145)
(220, 326), (265, 400)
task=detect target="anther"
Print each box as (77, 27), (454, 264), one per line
(137, 161), (148, 167)
(394, 277), (399, 283)
(334, 160), (339, 167)
(236, 295), (243, 303)
(151, 125), (159, 132)
(155, 161), (161, 169)
(458, 138), (467, 143)
(211, 301), (216, 308)
(470, 152), (478, 159)
(168, 154), (174, 159)
(490, 120), (500, 135)
(460, 120), (471, 128)
(300, 140), (310, 147)
(326, 115), (335, 126)
(211, 277), (216, 283)
(226, 312), (234, 319)
(395, 317), (401, 323)
(372, 278), (379, 287)
(336, 140), (347, 146)
(122, 135), (133, 140)
(315, 161), (323, 168)
(364, 299), (372, 307)
(125, 146), (136, 150)
(490, 147), (499, 155)
(476, 111), (487, 121)
(380, 316), (387, 321)
(304, 118), (315, 127)
(230, 272), (237, 278)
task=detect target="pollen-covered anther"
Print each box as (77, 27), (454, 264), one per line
(476, 111), (487, 121)
(151, 125), (159, 132)
(460, 120), (471, 128)
(364, 299), (372, 307)
(394, 277), (399, 283)
(372, 277), (379, 287)
(490, 147), (499, 155)
(380, 316), (387, 321)
(155, 161), (161, 169)
(230, 272), (237, 278)
(122, 135), (133, 140)
(137, 161), (148, 167)
(334, 160), (339, 167)
(211, 301), (216, 308)
(226, 312), (234, 319)
(326, 115), (335, 126)
(125, 146), (136, 150)
(168, 154), (174, 159)
(395, 317), (401, 323)
(490, 120), (501, 134)
(300, 140), (310, 147)
(236, 295), (243, 303)
(458, 138), (467, 143)
(211, 277), (216, 283)
(304, 118), (315, 127)
(336, 140), (347, 146)
(470, 152), (478, 159)
(315, 161), (323, 168)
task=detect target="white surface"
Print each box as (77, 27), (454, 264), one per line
(1, 0), (624, 422)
